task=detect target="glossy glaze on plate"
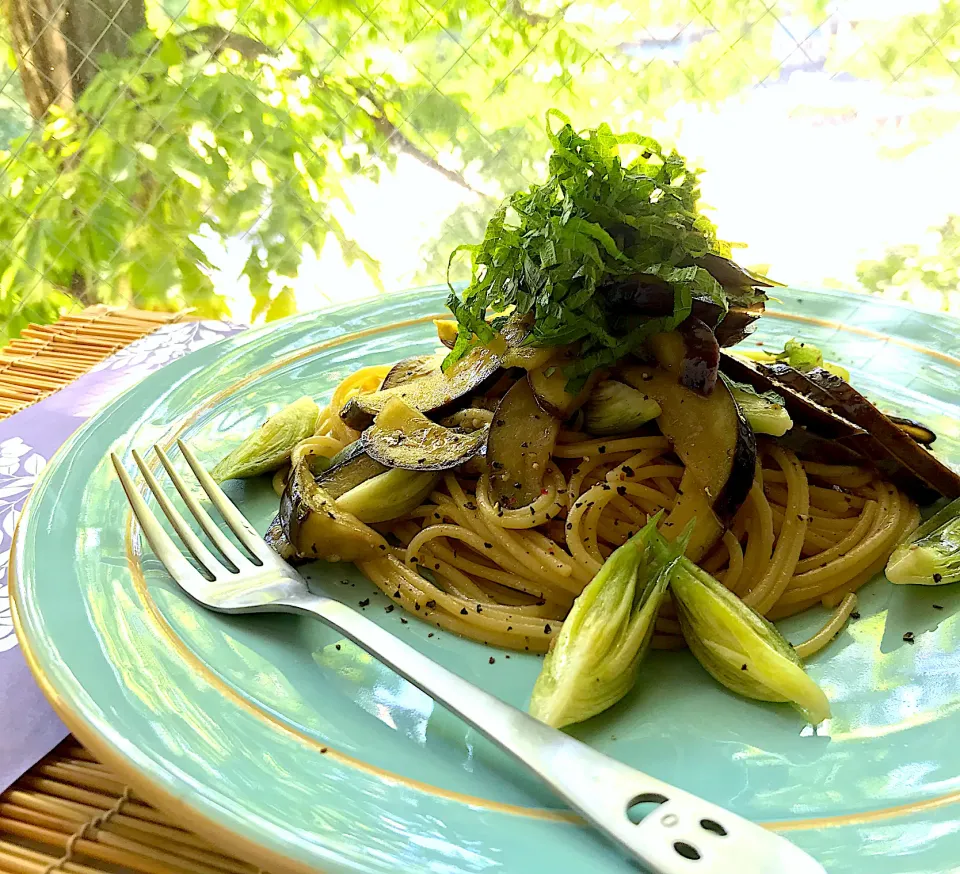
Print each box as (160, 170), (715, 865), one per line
(12, 287), (960, 874)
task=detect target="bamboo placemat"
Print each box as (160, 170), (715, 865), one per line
(1, 308), (267, 874)
(0, 307), (186, 419)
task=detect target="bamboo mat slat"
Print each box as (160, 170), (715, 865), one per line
(0, 307), (186, 419)
(1, 308), (270, 873)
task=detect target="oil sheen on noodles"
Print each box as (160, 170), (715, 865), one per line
(275, 365), (918, 656)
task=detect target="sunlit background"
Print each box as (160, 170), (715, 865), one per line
(1, 0), (958, 340)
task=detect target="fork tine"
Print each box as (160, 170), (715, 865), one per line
(111, 453), (209, 585)
(131, 449), (229, 578)
(154, 444), (250, 571)
(177, 439), (275, 563)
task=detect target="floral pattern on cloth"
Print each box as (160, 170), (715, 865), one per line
(0, 438), (46, 652)
(0, 319), (244, 654)
(90, 320), (242, 372)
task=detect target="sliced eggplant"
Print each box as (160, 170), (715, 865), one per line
(280, 460), (387, 562)
(678, 317), (720, 396)
(888, 416), (937, 447)
(778, 426), (867, 466)
(599, 275), (725, 330)
(487, 377), (561, 508)
(621, 364), (757, 523)
(318, 441), (388, 499)
(441, 407), (494, 432)
(265, 513), (299, 562)
(583, 380), (661, 436)
(696, 253), (777, 289)
(362, 398), (487, 471)
(380, 353), (443, 390)
(802, 368), (960, 499)
(499, 317), (557, 371)
(720, 353), (863, 441)
(336, 469), (440, 523)
(714, 301), (765, 347)
(340, 341), (502, 430)
(761, 364), (940, 497)
(528, 355), (599, 418)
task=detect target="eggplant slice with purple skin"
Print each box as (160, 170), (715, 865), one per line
(889, 416), (937, 447)
(621, 364), (756, 524)
(720, 353), (960, 500)
(678, 317), (721, 396)
(380, 353), (444, 390)
(362, 397), (488, 471)
(487, 377), (561, 508)
(802, 367), (960, 499)
(340, 340), (503, 430)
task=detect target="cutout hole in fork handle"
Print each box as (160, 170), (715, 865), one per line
(626, 792), (668, 824)
(674, 841), (701, 861)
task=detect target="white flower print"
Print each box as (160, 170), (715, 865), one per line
(0, 438), (46, 652)
(91, 320), (242, 374)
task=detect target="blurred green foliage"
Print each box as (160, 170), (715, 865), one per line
(0, 0), (958, 341)
(857, 215), (960, 312)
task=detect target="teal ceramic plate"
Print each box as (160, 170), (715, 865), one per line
(12, 287), (960, 874)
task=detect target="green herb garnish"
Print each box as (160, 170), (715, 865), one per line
(444, 110), (735, 388)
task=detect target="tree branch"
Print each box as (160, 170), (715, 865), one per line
(181, 25), (274, 60)
(178, 29), (484, 196)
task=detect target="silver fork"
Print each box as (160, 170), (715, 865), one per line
(112, 440), (826, 874)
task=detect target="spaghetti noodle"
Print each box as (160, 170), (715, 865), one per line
(278, 368), (919, 657)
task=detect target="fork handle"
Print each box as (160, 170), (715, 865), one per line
(285, 594), (824, 874)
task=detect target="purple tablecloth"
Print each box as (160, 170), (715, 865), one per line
(0, 319), (244, 791)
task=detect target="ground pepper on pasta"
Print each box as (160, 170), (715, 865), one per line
(270, 367), (919, 656)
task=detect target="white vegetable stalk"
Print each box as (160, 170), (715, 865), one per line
(667, 551), (831, 725)
(529, 514), (680, 728)
(212, 396), (319, 482)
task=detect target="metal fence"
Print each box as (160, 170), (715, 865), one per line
(0, 0), (958, 338)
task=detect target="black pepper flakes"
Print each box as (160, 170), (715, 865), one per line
(460, 607), (468, 615)
(616, 486), (627, 496)
(903, 631), (915, 644)
(385, 605), (395, 614)
(428, 632), (434, 638)
(933, 604), (944, 610)
(850, 611), (861, 619)
(378, 544), (387, 550)
(598, 445), (607, 454)
(622, 465), (635, 477)
(484, 542), (493, 549)
(393, 590), (401, 599)
(400, 618), (408, 624)
(489, 657), (496, 664)
(544, 623), (552, 634)
(520, 441), (529, 448)
(476, 604), (483, 613)
(320, 747), (328, 754)
(415, 602), (421, 611)
(426, 600), (437, 609)
(358, 598), (370, 608)
(741, 664), (748, 671)
(335, 644), (341, 650)
(934, 573), (943, 583)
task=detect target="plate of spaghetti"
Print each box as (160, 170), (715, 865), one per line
(12, 115), (960, 874)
